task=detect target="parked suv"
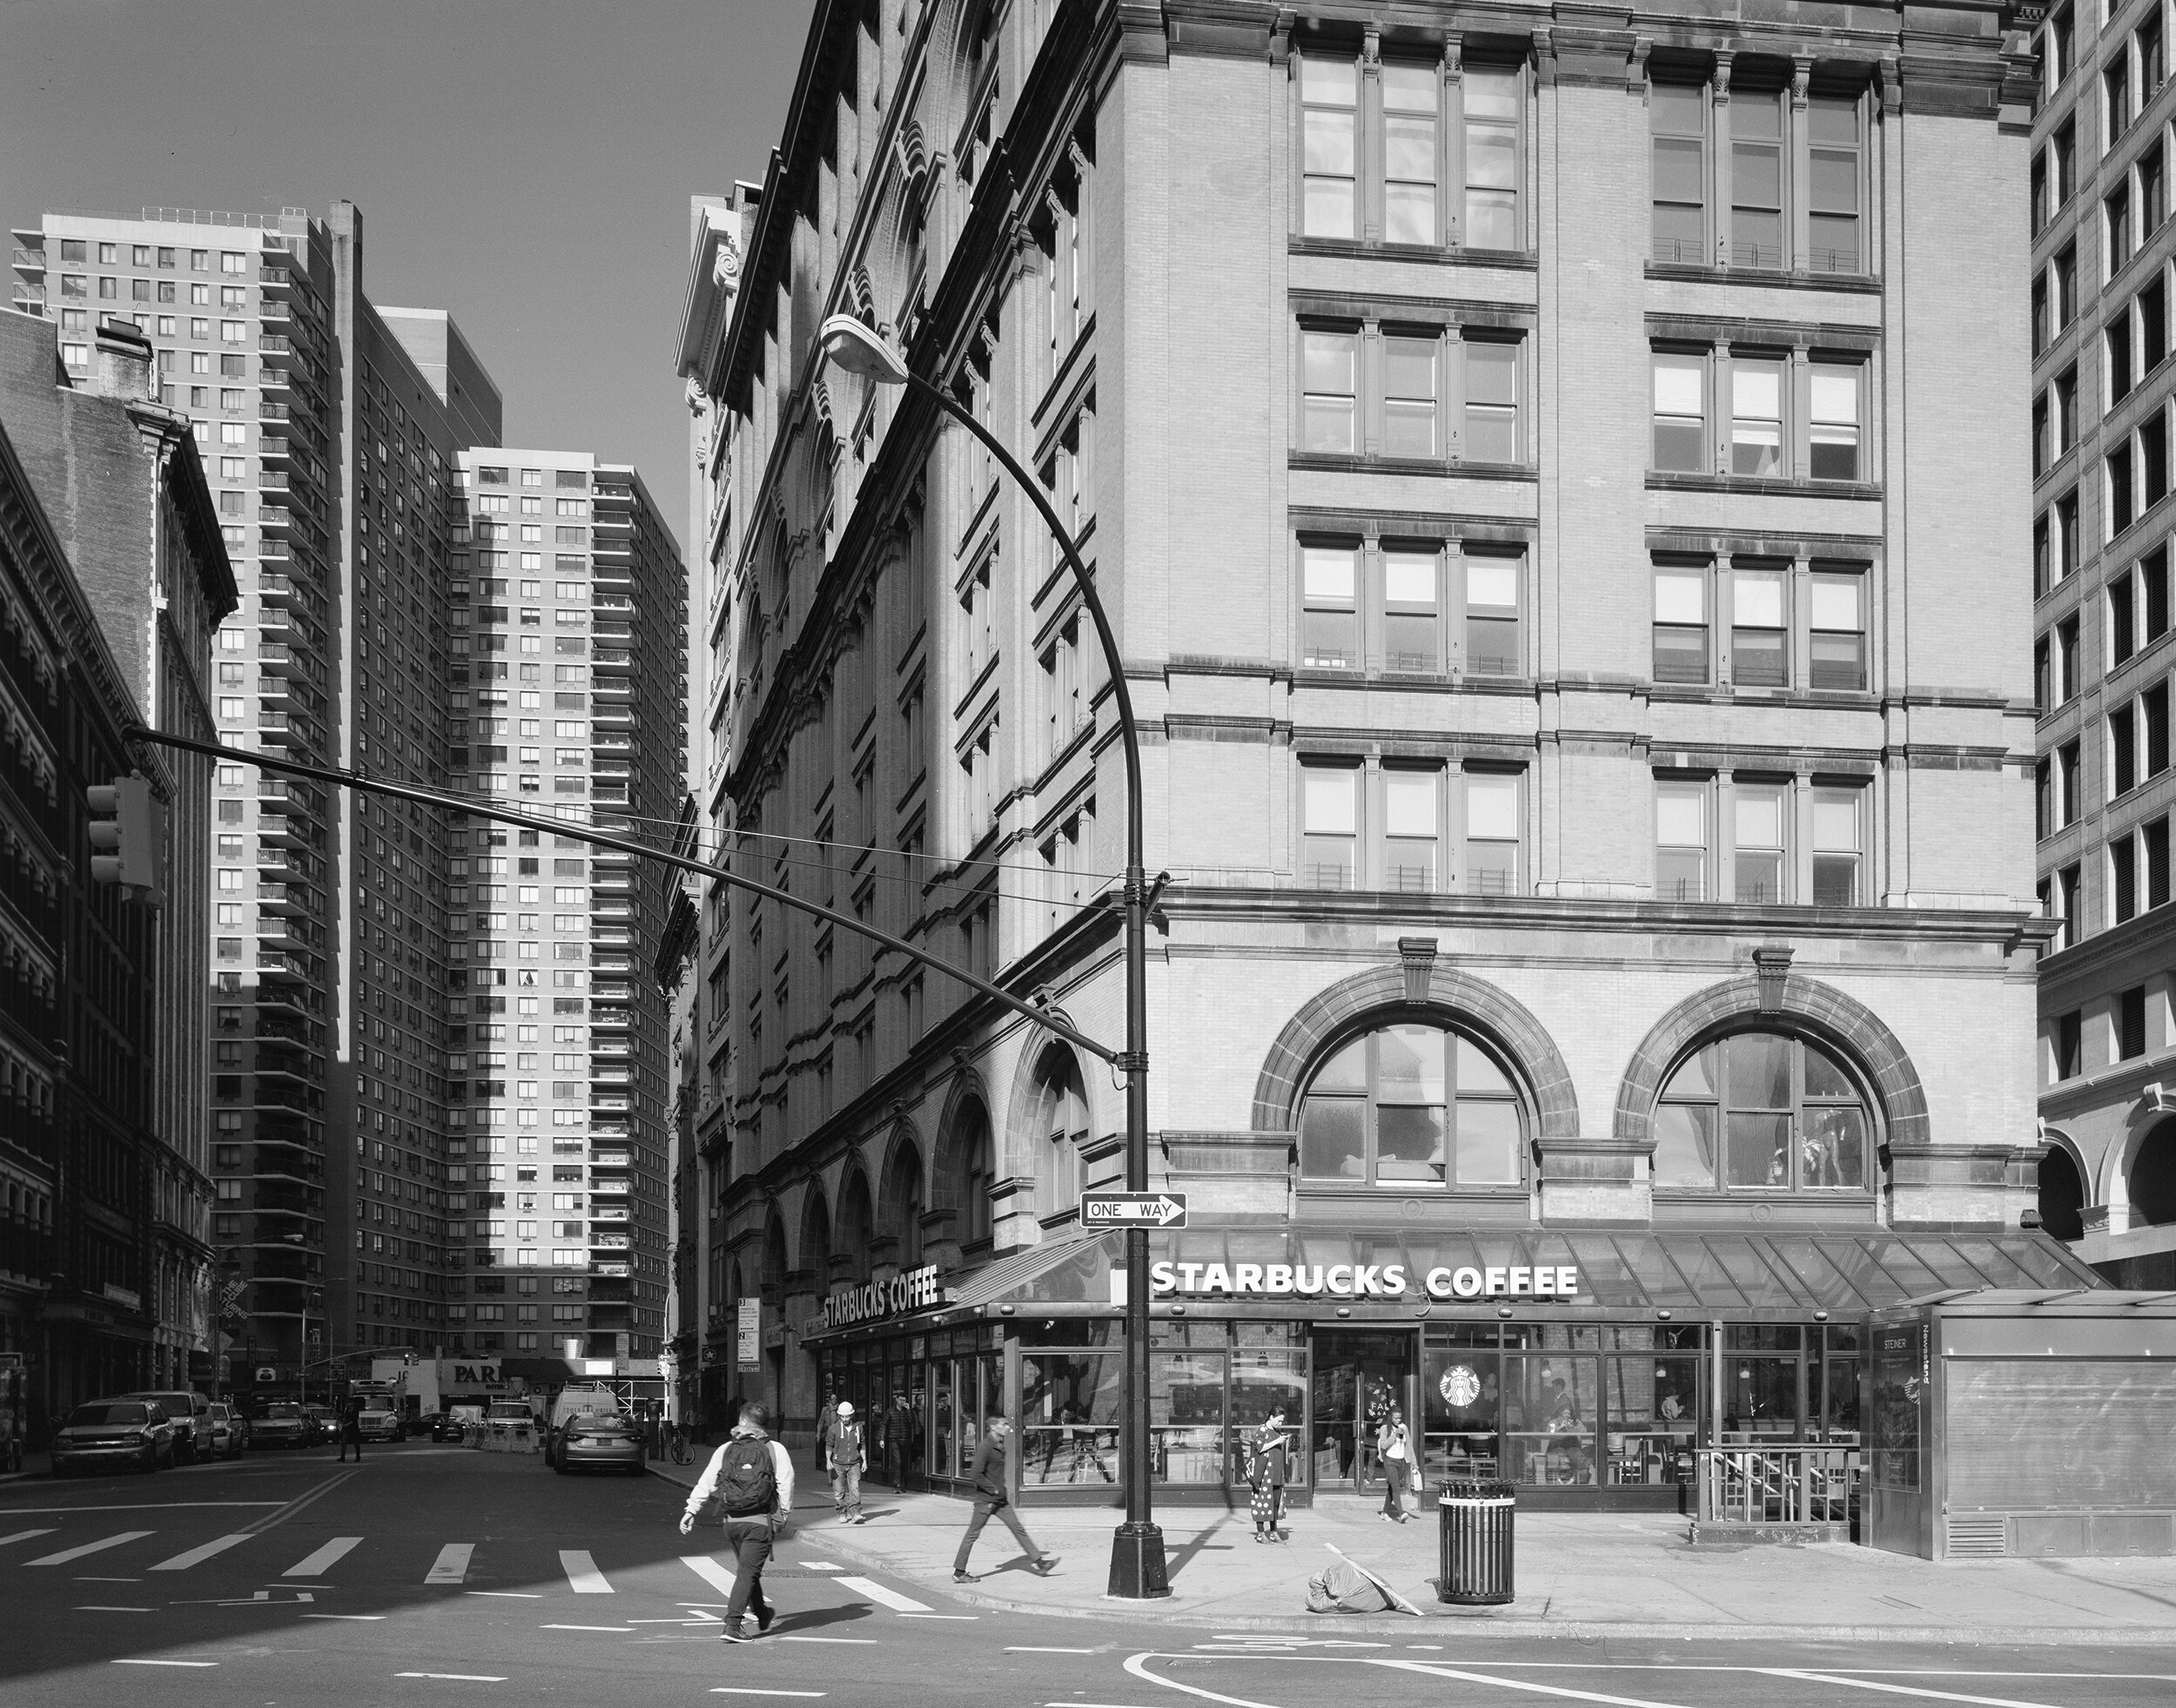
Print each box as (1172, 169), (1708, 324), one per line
(122, 1389), (210, 1464)
(52, 1399), (175, 1475)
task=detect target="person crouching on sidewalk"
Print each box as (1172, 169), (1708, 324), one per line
(952, 1416), (1058, 1584)
(828, 1400), (868, 1524)
(679, 1401), (796, 1643)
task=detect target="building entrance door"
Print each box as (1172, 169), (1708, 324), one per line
(1308, 1328), (1414, 1492)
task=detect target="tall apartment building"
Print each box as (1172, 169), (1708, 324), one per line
(682, 0), (2076, 1513)
(2030, 1), (2176, 1291)
(10, 204), (503, 1383)
(444, 449), (684, 1362)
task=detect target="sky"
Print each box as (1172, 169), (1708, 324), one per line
(1, 0), (817, 555)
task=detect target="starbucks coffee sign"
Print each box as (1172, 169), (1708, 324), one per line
(820, 1263), (940, 1331)
(1150, 1261), (1580, 1301)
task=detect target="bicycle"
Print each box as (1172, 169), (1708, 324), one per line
(668, 1422), (693, 1466)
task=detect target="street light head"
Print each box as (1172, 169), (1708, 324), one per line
(817, 314), (910, 386)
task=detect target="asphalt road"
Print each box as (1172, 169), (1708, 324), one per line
(2, 1442), (2171, 1707)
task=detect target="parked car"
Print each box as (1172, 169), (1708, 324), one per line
(302, 1402), (334, 1441)
(420, 1409), (464, 1442)
(251, 1402), (319, 1449)
(551, 1410), (644, 1476)
(204, 1402), (248, 1459)
(354, 1404), (404, 1443)
(121, 1389), (209, 1464)
(51, 1399), (174, 1475)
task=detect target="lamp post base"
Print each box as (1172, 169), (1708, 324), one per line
(1106, 1521), (1171, 1599)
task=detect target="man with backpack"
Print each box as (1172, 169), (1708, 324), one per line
(678, 1401), (796, 1643)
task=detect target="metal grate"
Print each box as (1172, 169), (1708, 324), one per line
(1946, 1514), (2008, 1557)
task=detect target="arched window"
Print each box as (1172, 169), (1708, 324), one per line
(952, 1101), (995, 1246)
(836, 1172), (875, 1284)
(2037, 1146), (2085, 1241)
(883, 1140), (926, 1270)
(799, 1188), (831, 1283)
(2131, 1118), (2176, 1227)
(1654, 1031), (1870, 1190)
(1299, 1020), (1523, 1187)
(1028, 1047), (1089, 1218)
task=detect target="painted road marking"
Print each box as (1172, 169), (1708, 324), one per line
(541, 1624), (635, 1632)
(0, 1503), (278, 1515)
(397, 1674), (505, 1683)
(560, 1549), (612, 1594)
(779, 1636), (876, 1644)
(1373, 1660), (1695, 1708)
(26, 1531), (153, 1566)
(1010, 1647), (1100, 1655)
(798, 1559), (842, 1570)
(151, 1534), (253, 1571)
(0, 1529), (57, 1549)
(898, 1612), (976, 1619)
(680, 1555), (738, 1598)
(76, 1605), (153, 1611)
(114, 1658), (217, 1667)
(426, 1543), (474, 1584)
(834, 1575), (929, 1613)
(303, 1613), (386, 1621)
(1759, 1673), (2069, 1708)
(707, 1692), (827, 1699)
(466, 1590), (541, 1598)
(284, 1537), (362, 1577)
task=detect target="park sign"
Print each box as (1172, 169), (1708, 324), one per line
(1151, 1260), (1581, 1301)
(1082, 1191), (1188, 1229)
(819, 1262), (941, 1332)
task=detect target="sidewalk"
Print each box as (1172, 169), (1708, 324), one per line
(648, 1455), (2176, 1644)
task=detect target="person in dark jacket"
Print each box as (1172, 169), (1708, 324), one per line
(1247, 1407), (1293, 1543)
(950, 1416), (1058, 1584)
(337, 1396), (365, 1463)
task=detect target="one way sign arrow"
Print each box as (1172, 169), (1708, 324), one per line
(1081, 1191), (1188, 1228)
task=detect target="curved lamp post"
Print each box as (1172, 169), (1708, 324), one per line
(817, 314), (1166, 1598)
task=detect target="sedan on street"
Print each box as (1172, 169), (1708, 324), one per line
(204, 1402), (249, 1458)
(51, 1399), (175, 1474)
(551, 1412), (644, 1475)
(251, 1402), (319, 1449)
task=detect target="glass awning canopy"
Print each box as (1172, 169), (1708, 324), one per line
(917, 1225), (2105, 1320)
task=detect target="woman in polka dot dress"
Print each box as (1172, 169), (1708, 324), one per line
(1247, 1408), (1293, 1543)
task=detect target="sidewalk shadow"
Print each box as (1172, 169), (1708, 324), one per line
(776, 1603), (877, 1634)
(1162, 1515), (1240, 1584)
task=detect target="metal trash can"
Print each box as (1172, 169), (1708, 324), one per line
(1437, 1479), (1515, 1604)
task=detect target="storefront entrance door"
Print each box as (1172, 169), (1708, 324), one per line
(1308, 1329), (1413, 1492)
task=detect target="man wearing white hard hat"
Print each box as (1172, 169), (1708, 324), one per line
(826, 1400), (868, 1524)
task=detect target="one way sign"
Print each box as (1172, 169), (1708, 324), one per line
(1082, 1191), (1188, 1228)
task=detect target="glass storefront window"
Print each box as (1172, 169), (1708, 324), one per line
(929, 1358), (955, 1479)
(1823, 1324), (1863, 1439)
(1504, 1352), (1597, 1486)
(1153, 1349), (1227, 1483)
(1423, 1331), (1502, 1484)
(1603, 1353), (1698, 1486)
(1020, 1350), (1120, 1487)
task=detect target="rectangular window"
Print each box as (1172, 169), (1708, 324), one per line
(2110, 183), (2134, 273)
(1462, 64), (1521, 249)
(2148, 816), (2172, 907)
(2108, 55), (2133, 144)
(2111, 306), (2135, 400)
(2145, 414), (2168, 509)
(1729, 356), (1785, 476)
(2120, 985), (2147, 1056)
(1300, 328), (1357, 451)
(2112, 571), (2138, 665)
(1463, 772), (1521, 895)
(2056, 366), (2079, 454)
(2148, 545), (2171, 641)
(2058, 739), (2081, 826)
(1812, 786), (1863, 906)
(2054, 116), (2077, 203)
(2055, 1008), (2083, 1078)
(2147, 681), (2170, 775)
(1651, 81), (1708, 264)
(1382, 333), (1440, 456)
(1730, 88), (1784, 268)
(1808, 363), (1863, 481)
(2056, 242), (2078, 328)
(2113, 701), (2138, 795)
(2146, 142), (2168, 238)
(1652, 352), (1706, 470)
(1382, 548), (1441, 672)
(1463, 550), (1521, 677)
(1300, 57), (1359, 239)
(1810, 569), (1868, 690)
(1382, 769), (1441, 891)
(2112, 441), (2137, 536)
(1653, 563), (1709, 682)
(1807, 96), (1864, 272)
(1301, 544), (1358, 669)
(1733, 782), (1788, 903)
(2114, 839), (2140, 925)
(1382, 64), (1439, 245)
(2058, 614), (2080, 701)
(1656, 778), (1709, 902)
(2145, 14), (2166, 98)
(1301, 765), (1359, 888)
(1463, 340), (1520, 462)
(1729, 566), (1789, 687)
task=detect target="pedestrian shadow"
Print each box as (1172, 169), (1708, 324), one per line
(776, 1601), (877, 1633)
(1160, 1516), (1239, 1584)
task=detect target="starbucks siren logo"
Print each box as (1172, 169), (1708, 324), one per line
(1441, 1364), (1481, 1408)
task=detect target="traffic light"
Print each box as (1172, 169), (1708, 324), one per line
(85, 775), (168, 904)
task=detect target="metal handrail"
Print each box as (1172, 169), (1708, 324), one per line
(1694, 1444), (1858, 1524)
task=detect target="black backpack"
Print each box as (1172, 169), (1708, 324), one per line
(711, 1436), (776, 1518)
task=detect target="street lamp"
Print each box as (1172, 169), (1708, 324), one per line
(817, 313), (1167, 1598)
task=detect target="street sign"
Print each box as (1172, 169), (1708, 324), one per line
(1081, 1191), (1187, 1229)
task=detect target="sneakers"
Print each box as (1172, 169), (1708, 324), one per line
(755, 1605), (775, 1634)
(719, 1626), (755, 1644)
(1031, 1556), (1058, 1577)
(953, 1570), (978, 1584)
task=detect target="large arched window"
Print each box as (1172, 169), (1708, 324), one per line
(950, 1100), (995, 1246)
(1299, 1020), (1523, 1187)
(2131, 1119), (2176, 1227)
(1028, 1046), (1090, 1218)
(836, 1171), (875, 1284)
(1654, 1031), (1870, 1190)
(2038, 1145), (2085, 1241)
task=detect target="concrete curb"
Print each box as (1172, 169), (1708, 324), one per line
(643, 1468), (2176, 1647)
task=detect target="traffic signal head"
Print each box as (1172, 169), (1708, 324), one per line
(85, 776), (168, 904)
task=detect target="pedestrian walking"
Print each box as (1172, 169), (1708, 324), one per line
(951, 1416), (1058, 1584)
(1246, 1408), (1293, 1543)
(679, 1401), (796, 1644)
(814, 1395), (842, 1480)
(1377, 1405), (1412, 1522)
(337, 1395), (365, 1463)
(827, 1400), (867, 1524)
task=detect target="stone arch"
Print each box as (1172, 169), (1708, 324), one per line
(797, 1181), (832, 1282)
(2109, 1106), (2176, 1227)
(1005, 1034), (1095, 1219)
(931, 1073), (997, 1244)
(1251, 959), (1578, 1140)
(2035, 1125), (2089, 1241)
(1613, 972), (1929, 1152)
(835, 1163), (876, 1284)
(760, 1211), (789, 1303)
(876, 1121), (927, 1268)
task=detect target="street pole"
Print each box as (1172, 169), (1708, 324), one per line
(816, 316), (1166, 1597)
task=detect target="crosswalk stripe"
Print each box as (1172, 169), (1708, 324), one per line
(0, 1530), (57, 1550)
(680, 1555), (738, 1599)
(25, 1531), (152, 1566)
(835, 1575), (931, 1613)
(426, 1543), (474, 1584)
(560, 1550), (612, 1594)
(151, 1534), (252, 1571)
(283, 1537), (362, 1577)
